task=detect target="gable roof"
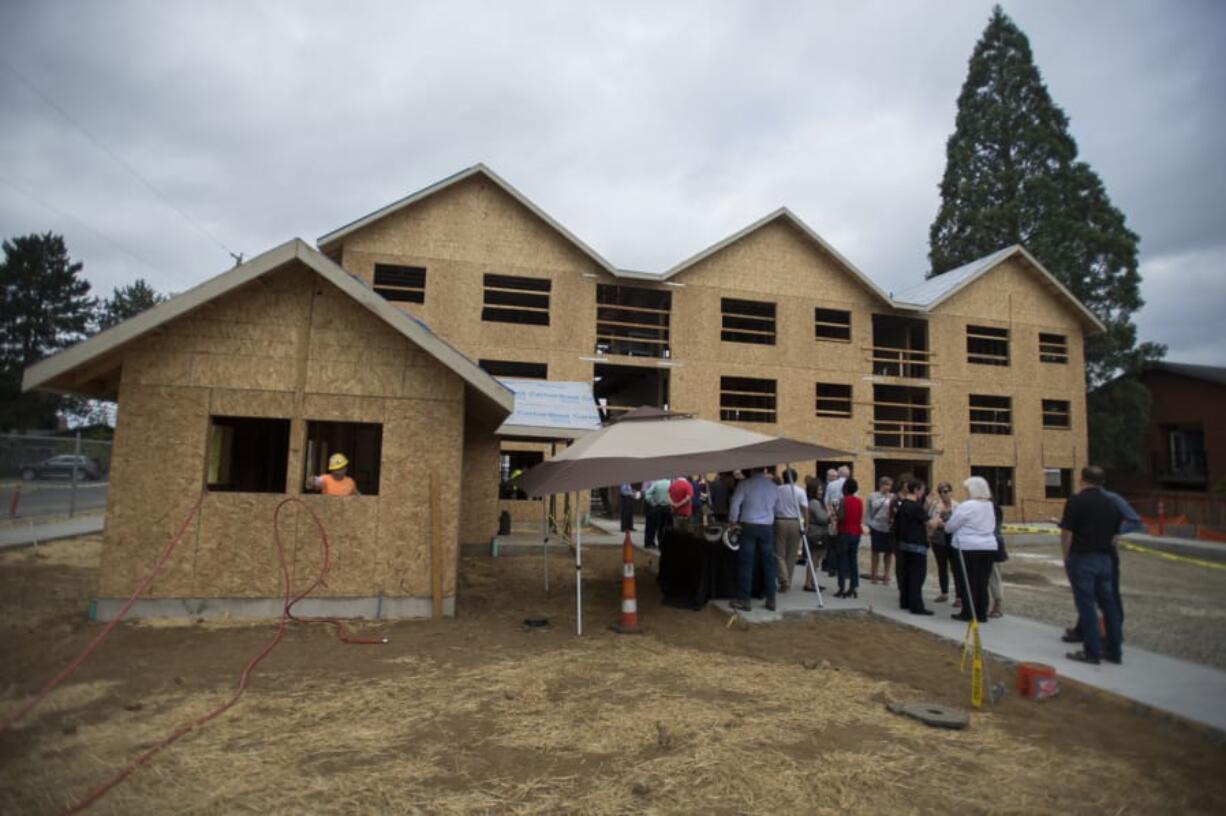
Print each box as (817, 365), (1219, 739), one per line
(1142, 361), (1226, 387)
(22, 239), (515, 417)
(317, 163), (619, 275)
(658, 207), (893, 304)
(892, 245), (1107, 333)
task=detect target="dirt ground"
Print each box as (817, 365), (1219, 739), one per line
(2, 535), (1226, 815)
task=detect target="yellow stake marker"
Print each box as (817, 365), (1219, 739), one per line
(960, 618), (984, 708)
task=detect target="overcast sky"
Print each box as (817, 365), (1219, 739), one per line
(1, 0), (1222, 365)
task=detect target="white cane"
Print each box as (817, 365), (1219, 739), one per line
(786, 471), (824, 609)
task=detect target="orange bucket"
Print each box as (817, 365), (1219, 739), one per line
(1017, 662), (1056, 697)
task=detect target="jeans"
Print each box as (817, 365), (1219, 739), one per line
(737, 523), (777, 602)
(1067, 552), (1122, 660)
(619, 495), (636, 531)
(643, 504), (670, 547)
(931, 540), (951, 595)
(836, 533), (861, 592)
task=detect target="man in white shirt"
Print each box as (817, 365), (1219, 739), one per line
(729, 465), (786, 611)
(774, 468), (809, 592)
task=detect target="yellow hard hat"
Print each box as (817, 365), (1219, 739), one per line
(327, 453), (349, 472)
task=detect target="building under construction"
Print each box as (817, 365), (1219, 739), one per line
(23, 164), (1102, 618)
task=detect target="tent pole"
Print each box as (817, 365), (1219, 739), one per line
(543, 497), (550, 593)
(575, 491), (583, 636)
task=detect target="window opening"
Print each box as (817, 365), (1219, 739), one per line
(721, 298), (776, 345)
(206, 416), (290, 493)
(482, 273), (551, 325)
(871, 385), (931, 450)
(720, 376), (777, 423)
(1039, 332), (1068, 364)
(814, 307), (852, 342)
(969, 394), (1012, 435)
(302, 421), (382, 496)
(479, 359), (548, 379)
(966, 325), (1009, 366)
(595, 284), (671, 358)
(500, 448), (544, 500)
(1041, 399), (1071, 429)
(1044, 468), (1072, 499)
(970, 465), (1014, 506)
(372, 263), (426, 303)
(815, 383), (853, 418)
(870, 314), (929, 378)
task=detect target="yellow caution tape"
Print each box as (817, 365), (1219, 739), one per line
(960, 618), (984, 709)
(1118, 539), (1226, 571)
(1001, 524), (1057, 534)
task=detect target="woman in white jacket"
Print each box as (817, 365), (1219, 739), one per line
(941, 476), (999, 623)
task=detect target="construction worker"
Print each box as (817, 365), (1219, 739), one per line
(310, 453), (360, 496)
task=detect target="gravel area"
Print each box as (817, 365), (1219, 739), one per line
(858, 535), (1226, 670)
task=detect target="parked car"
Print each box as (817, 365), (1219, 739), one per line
(20, 455), (102, 481)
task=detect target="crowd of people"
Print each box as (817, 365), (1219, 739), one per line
(619, 462), (1139, 666)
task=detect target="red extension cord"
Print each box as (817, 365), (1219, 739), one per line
(0, 495), (386, 814)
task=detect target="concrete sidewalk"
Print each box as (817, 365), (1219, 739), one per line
(715, 563), (1226, 734)
(0, 514), (104, 550)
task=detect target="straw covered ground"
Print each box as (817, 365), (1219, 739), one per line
(2, 535), (1225, 814)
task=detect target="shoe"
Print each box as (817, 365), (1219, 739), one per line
(779, 582), (790, 593)
(989, 610), (1003, 618)
(952, 598), (962, 609)
(1067, 650), (1101, 665)
(848, 590), (858, 599)
(803, 585), (815, 593)
(951, 613), (972, 621)
(1104, 655), (1123, 665)
(1061, 633), (1083, 643)
(934, 594), (949, 603)
(834, 590), (846, 598)
(912, 609), (934, 616)
(765, 598), (777, 611)
(730, 600), (751, 611)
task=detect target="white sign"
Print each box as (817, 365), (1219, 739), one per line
(497, 379), (602, 433)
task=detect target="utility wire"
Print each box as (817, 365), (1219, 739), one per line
(0, 174), (188, 287)
(0, 55), (242, 262)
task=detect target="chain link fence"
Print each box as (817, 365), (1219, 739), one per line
(1, 431), (113, 523)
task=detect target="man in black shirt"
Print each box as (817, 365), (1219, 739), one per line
(1059, 466), (1124, 665)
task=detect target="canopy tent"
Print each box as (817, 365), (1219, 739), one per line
(515, 406), (854, 634)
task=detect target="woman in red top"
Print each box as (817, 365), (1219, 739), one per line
(835, 478), (864, 598)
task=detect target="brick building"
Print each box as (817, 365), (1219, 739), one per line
(318, 164), (1103, 523)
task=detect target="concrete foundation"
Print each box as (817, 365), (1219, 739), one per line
(90, 595), (456, 621)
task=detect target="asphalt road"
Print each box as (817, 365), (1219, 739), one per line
(1, 481), (108, 519)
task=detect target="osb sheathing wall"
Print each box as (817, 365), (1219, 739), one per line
(332, 174), (599, 385)
(325, 177), (1090, 520)
(101, 262), (469, 608)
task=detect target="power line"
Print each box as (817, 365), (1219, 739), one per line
(0, 174), (189, 288)
(0, 56), (242, 261)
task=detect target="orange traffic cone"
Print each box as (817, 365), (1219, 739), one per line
(612, 530), (642, 634)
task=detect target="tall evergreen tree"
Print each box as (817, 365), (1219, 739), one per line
(99, 278), (166, 329)
(0, 232), (96, 430)
(929, 6), (1163, 470)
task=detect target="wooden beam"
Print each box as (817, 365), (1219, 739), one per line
(431, 471), (443, 619)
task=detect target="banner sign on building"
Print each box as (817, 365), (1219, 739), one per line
(496, 379), (602, 439)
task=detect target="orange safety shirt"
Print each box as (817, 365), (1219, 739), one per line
(320, 474), (358, 496)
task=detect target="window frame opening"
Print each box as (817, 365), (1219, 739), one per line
(814, 307), (852, 343)
(720, 376), (777, 423)
(481, 273), (552, 326)
(721, 298), (777, 346)
(1044, 467), (1072, 499)
(815, 382), (853, 418)
(969, 394), (1013, 435)
(970, 465), (1015, 506)
(1041, 399), (1071, 429)
(1039, 332), (1069, 364)
(302, 420), (383, 496)
(479, 359), (548, 379)
(966, 324), (1010, 367)
(206, 416), (291, 494)
(372, 263), (427, 304)
(595, 284), (672, 358)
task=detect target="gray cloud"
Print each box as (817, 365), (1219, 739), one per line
(0, 0), (1221, 364)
